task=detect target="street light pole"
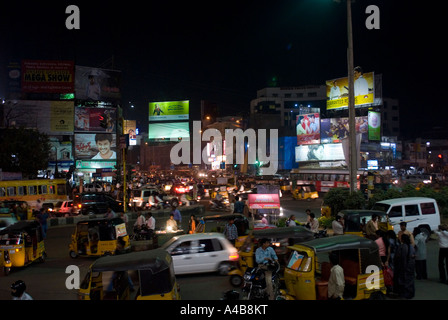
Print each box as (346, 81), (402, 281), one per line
(347, 0), (357, 194)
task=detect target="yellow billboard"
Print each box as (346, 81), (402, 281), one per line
(148, 100), (189, 121)
(326, 70), (374, 110)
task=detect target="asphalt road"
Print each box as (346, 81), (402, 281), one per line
(0, 198), (447, 300)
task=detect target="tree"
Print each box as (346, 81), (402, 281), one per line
(322, 187), (366, 216)
(0, 128), (51, 178)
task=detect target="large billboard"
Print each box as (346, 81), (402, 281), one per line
(368, 111), (381, 140)
(320, 116), (368, 144)
(2, 100), (74, 134)
(147, 122), (190, 141)
(148, 101), (189, 121)
(74, 106), (116, 132)
(74, 133), (117, 160)
(75, 66), (121, 102)
(326, 70), (374, 110)
(21, 60), (74, 93)
(295, 143), (345, 162)
(296, 113), (320, 145)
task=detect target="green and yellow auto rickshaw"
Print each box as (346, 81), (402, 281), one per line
(69, 217), (130, 258)
(338, 209), (393, 238)
(292, 184), (319, 200)
(0, 220), (46, 275)
(281, 235), (386, 300)
(228, 226), (315, 287)
(78, 248), (180, 300)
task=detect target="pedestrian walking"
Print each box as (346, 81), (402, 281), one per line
(36, 208), (49, 239)
(223, 218), (238, 246)
(171, 205), (182, 229)
(11, 280), (33, 300)
(434, 224), (448, 284)
(394, 234), (415, 299)
(413, 227), (428, 280)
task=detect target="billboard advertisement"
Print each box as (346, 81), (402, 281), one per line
(75, 66), (121, 102)
(368, 111), (381, 140)
(74, 133), (117, 160)
(21, 60), (74, 93)
(2, 100), (74, 134)
(326, 70), (374, 110)
(148, 101), (189, 121)
(74, 106), (116, 132)
(295, 143), (345, 162)
(296, 113), (320, 145)
(147, 122), (190, 141)
(320, 116), (368, 144)
(124, 120), (137, 146)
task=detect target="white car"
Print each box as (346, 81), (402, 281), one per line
(161, 233), (239, 275)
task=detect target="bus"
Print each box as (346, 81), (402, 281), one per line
(0, 179), (68, 210)
(290, 169), (392, 193)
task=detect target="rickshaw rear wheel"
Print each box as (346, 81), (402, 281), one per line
(39, 252), (47, 263)
(3, 267), (10, 276)
(218, 262), (231, 276)
(69, 251), (78, 259)
(230, 275), (243, 287)
(369, 291), (385, 300)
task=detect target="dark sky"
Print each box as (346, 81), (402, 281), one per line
(1, 0), (447, 138)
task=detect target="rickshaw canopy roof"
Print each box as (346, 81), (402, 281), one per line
(291, 235), (379, 254)
(202, 213), (247, 222)
(0, 220), (41, 235)
(91, 248), (172, 273)
(253, 226), (315, 241)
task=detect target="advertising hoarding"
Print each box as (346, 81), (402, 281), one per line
(368, 111), (381, 140)
(2, 100), (74, 134)
(75, 66), (121, 102)
(147, 122), (190, 141)
(320, 116), (368, 144)
(296, 113), (320, 145)
(148, 101), (189, 121)
(124, 120), (137, 145)
(295, 143), (345, 162)
(74, 106), (116, 132)
(326, 71), (374, 110)
(21, 60), (74, 93)
(74, 133), (117, 160)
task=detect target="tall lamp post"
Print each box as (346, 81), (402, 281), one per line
(346, 0), (357, 194)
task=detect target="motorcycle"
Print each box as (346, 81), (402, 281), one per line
(241, 260), (280, 300)
(209, 199), (229, 211)
(131, 225), (153, 241)
(314, 228), (328, 238)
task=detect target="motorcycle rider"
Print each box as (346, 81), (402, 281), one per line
(255, 238), (279, 300)
(213, 192), (224, 208)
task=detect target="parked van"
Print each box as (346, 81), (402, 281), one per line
(372, 197), (441, 236)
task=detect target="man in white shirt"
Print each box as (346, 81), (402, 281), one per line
(329, 80), (341, 100)
(435, 224), (448, 284)
(328, 253), (345, 300)
(354, 66), (369, 97)
(134, 212), (145, 230)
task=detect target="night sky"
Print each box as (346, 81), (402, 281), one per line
(1, 0), (446, 139)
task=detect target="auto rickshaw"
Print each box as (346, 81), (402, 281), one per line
(228, 225), (315, 287)
(78, 248), (180, 300)
(69, 217), (130, 258)
(0, 220), (46, 275)
(338, 209), (393, 238)
(281, 234), (387, 300)
(292, 184), (319, 200)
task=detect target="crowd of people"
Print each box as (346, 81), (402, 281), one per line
(329, 212), (448, 299)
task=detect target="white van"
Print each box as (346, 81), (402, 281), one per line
(372, 197), (441, 236)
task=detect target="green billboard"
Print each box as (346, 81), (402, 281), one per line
(148, 100), (189, 121)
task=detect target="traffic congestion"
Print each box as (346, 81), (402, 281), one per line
(1, 170), (448, 302)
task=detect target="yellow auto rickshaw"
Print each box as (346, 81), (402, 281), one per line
(200, 213), (250, 248)
(281, 234), (386, 300)
(78, 248), (180, 300)
(0, 220), (46, 276)
(228, 226), (315, 287)
(338, 209), (393, 238)
(292, 184), (319, 200)
(69, 217), (130, 258)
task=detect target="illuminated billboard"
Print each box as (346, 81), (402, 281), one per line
(295, 143), (345, 162)
(74, 106), (116, 132)
(75, 66), (121, 102)
(368, 111), (381, 140)
(326, 70), (374, 110)
(320, 116), (368, 144)
(74, 133), (117, 160)
(148, 101), (189, 121)
(147, 122), (190, 141)
(124, 120), (137, 145)
(21, 60), (74, 93)
(296, 113), (320, 145)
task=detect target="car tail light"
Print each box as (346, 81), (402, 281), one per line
(77, 204), (82, 209)
(229, 252), (239, 261)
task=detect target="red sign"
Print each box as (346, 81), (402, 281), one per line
(248, 194), (280, 209)
(21, 60), (74, 93)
